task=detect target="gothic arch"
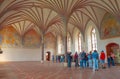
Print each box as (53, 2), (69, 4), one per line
(85, 20), (99, 52)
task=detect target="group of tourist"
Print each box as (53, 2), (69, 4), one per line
(66, 50), (115, 71)
(51, 50), (115, 71)
(52, 55), (65, 63)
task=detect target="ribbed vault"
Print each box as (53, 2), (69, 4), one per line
(0, 0), (120, 38)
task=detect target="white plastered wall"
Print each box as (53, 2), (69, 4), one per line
(0, 48), (41, 61)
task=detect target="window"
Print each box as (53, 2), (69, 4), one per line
(67, 36), (71, 52)
(58, 36), (62, 54)
(78, 33), (82, 52)
(91, 28), (97, 50)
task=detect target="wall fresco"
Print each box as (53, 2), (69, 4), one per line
(0, 26), (40, 48)
(24, 29), (41, 48)
(101, 13), (120, 39)
(0, 26), (21, 48)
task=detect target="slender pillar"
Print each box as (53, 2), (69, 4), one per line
(63, 18), (68, 62)
(55, 37), (58, 56)
(41, 34), (44, 61)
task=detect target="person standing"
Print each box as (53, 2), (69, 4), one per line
(56, 55), (58, 63)
(100, 50), (106, 69)
(79, 52), (82, 68)
(67, 52), (72, 68)
(107, 55), (111, 68)
(81, 51), (86, 68)
(110, 52), (115, 66)
(52, 55), (54, 62)
(92, 50), (99, 71)
(74, 52), (79, 67)
(87, 51), (92, 68)
(60, 55), (64, 62)
(85, 53), (88, 67)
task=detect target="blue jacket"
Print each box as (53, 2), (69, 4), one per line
(92, 51), (99, 59)
(88, 54), (92, 59)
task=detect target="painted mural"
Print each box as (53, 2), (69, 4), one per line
(0, 26), (21, 48)
(0, 26), (41, 48)
(24, 29), (40, 48)
(101, 13), (120, 39)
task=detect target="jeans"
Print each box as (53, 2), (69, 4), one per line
(88, 59), (92, 68)
(83, 59), (86, 68)
(67, 59), (71, 67)
(108, 61), (110, 68)
(111, 59), (115, 66)
(80, 60), (83, 68)
(75, 59), (78, 67)
(93, 58), (99, 71)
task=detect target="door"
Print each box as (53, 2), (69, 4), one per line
(106, 43), (120, 63)
(46, 51), (51, 61)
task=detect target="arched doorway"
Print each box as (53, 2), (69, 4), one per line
(106, 43), (120, 63)
(46, 51), (51, 61)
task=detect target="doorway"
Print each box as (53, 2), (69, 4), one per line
(46, 51), (50, 61)
(106, 43), (120, 63)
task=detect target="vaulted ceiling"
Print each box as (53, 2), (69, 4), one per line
(0, 0), (120, 38)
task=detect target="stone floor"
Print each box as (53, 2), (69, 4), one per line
(0, 61), (120, 79)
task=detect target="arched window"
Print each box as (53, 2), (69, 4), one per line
(58, 36), (62, 54)
(91, 28), (97, 50)
(78, 33), (82, 52)
(67, 36), (71, 52)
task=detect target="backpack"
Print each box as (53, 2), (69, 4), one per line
(81, 52), (86, 60)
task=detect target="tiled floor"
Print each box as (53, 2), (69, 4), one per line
(0, 61), (120, 79)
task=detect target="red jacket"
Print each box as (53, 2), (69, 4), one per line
(100, 52), (105, 60)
